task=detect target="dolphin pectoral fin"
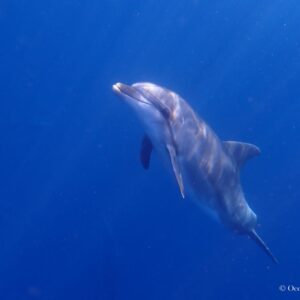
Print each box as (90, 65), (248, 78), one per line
(223, 141), (261, 168)
(248, 230), (278, 264)
(166, 145), (185, 199)
(140, 134), (153, 170)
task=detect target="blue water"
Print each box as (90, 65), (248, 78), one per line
(1, 0), (300, 299)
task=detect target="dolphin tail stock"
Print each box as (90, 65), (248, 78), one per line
(248, 230), (278, 264)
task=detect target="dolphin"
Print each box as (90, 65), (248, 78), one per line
(112, 82), (278, 264)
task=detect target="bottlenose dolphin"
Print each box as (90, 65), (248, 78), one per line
(112, 82), (278, 264)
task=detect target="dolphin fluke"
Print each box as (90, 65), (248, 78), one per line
(248, 230), (278, 264)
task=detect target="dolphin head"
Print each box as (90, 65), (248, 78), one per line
(112, 82), (179, 138)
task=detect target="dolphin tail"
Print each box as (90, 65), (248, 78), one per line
(248, 230), (278, 264)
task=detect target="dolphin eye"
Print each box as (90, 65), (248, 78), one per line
(160, 107), (170, 119)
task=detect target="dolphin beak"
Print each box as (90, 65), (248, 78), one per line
(112, 82), (123, 95)
(112, 82), (137, 98)
(112, 82), (151, 105)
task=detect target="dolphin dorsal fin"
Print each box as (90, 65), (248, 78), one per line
(140, 134), (153, 169)
(223, 141), (261, 168)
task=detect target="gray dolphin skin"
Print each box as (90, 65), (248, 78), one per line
(112, 82), (278, 264)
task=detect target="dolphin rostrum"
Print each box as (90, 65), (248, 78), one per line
(112, 82), (278, 264)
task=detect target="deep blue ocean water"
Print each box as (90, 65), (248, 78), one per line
(1, 0), (300, 299)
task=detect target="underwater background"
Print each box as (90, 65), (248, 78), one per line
(1, 0), (300, 299)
